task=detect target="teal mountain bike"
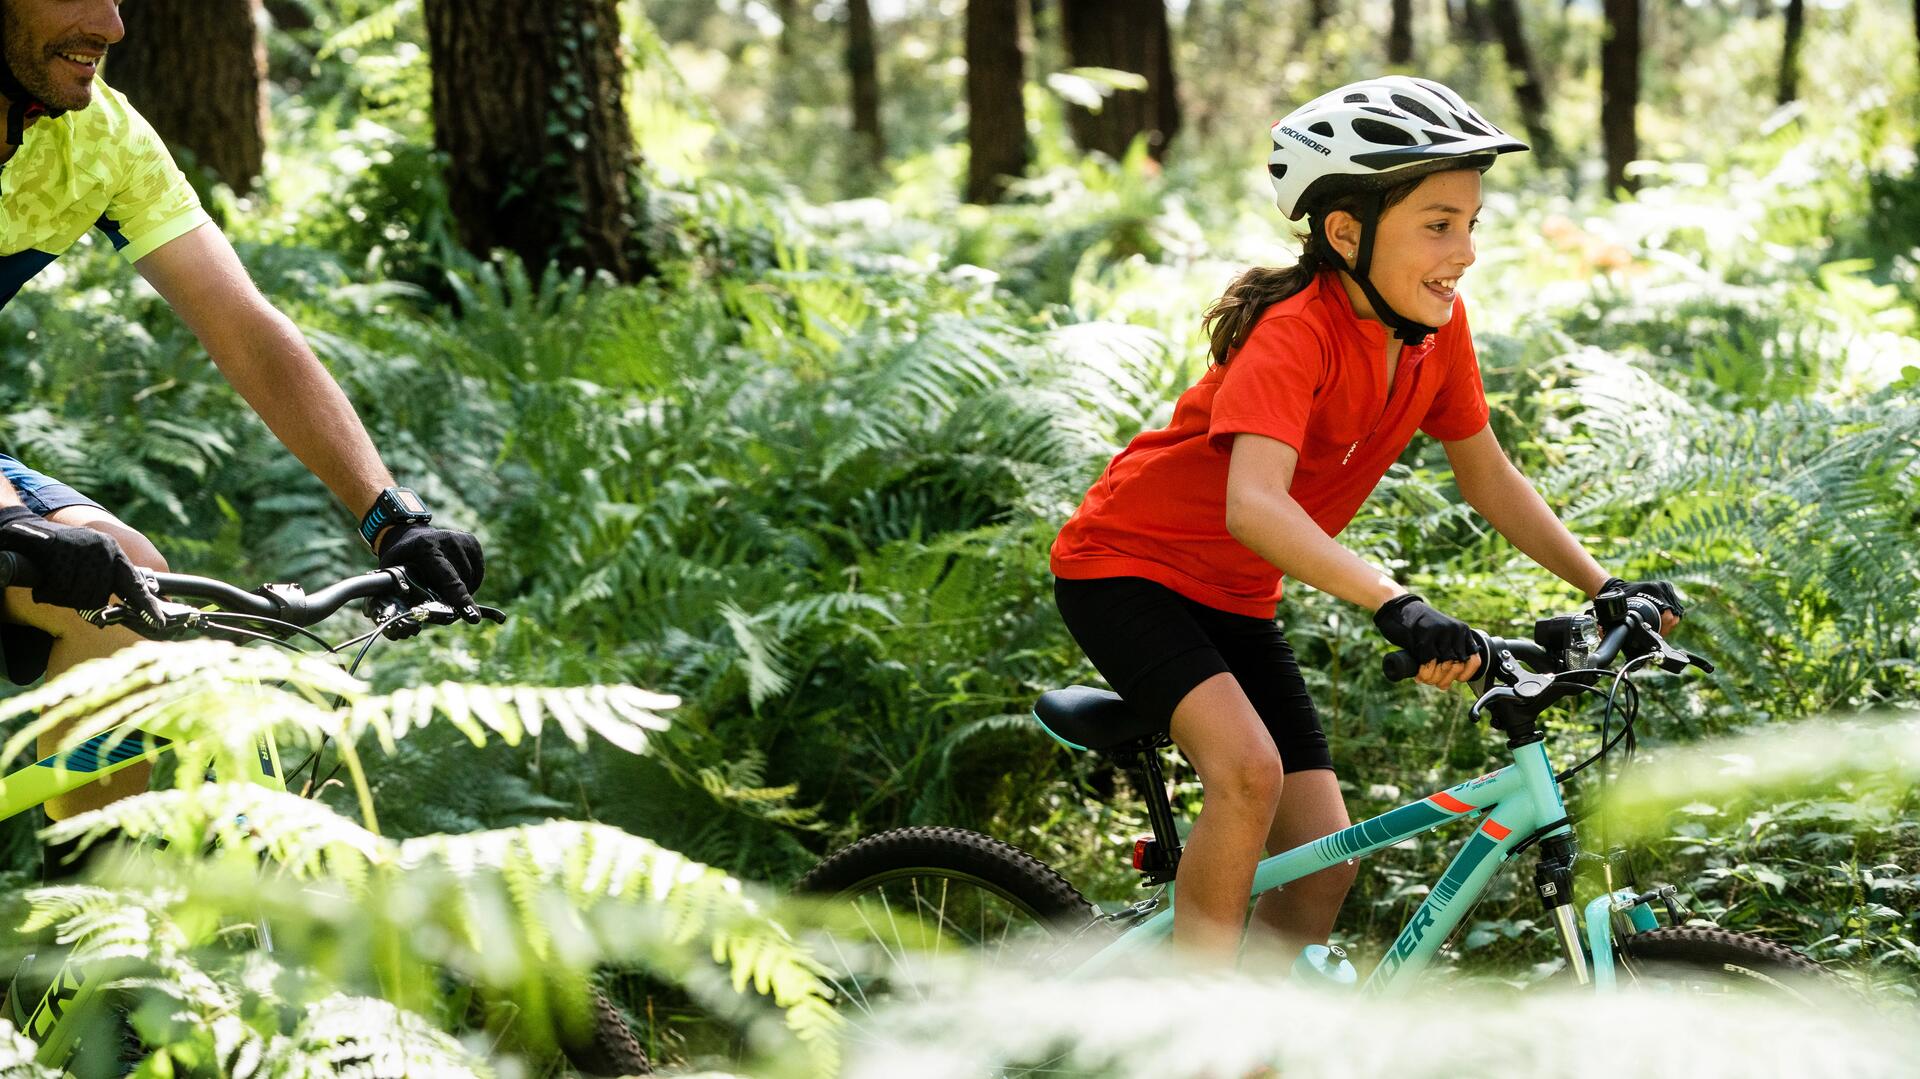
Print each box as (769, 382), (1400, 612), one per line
(0, 552), (651, 1078)
(799, 590), (1828, 1008)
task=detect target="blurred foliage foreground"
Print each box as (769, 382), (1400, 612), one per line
(3, 31), (1920, 1078)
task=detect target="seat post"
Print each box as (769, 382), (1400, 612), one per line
(1124, 743), (1183, 870)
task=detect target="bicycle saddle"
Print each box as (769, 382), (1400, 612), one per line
(1033, 685), (1165, 753)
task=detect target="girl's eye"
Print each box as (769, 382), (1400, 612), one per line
(1429, 222), (1449, 233)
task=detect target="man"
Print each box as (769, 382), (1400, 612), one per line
(0, 0), (484, 835)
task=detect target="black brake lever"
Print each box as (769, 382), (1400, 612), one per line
(88, 599), (201, 639)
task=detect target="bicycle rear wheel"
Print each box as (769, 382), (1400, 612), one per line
(795, 826), (1104, 1018)
(1614, 926), (1830, 1001)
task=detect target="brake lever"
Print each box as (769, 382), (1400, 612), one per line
(87, 599), (202, 639)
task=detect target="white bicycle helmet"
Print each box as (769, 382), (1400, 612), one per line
(1268, 76), (1526, 221)
(1264, 77), (1527, 343)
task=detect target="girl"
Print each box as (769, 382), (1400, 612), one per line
(1049, 77), (1682, 961)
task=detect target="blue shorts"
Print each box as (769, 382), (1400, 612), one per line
(0, 453), (101, 684)
(0, 453), (104, 516)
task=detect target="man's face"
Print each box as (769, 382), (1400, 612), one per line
(3, 0), (123, 112)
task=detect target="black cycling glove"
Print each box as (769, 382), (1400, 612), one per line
(377, 523), (485, 622)
(0, 507), (164, 626)
(1373, 593), (1480, 667)
(1598, 576), (1685, 619)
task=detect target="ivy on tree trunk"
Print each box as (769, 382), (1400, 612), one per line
(423, 0), (650, 281)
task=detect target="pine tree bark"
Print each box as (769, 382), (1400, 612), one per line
(1600, 0), (1641, 195)
(1389, 0), (1414, 63)
(106, 0), (266, 193)
(966, 0), (1029, 203)
(1488, 0), (1557, 167)
(423, 0), (647, 281)
(847, 0), (885, 172)
(1059, 0), (1181, 161)
(1776, 0), (1805, 105)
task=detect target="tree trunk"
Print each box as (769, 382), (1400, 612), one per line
(1600, 0), (1640, 195)
(1488, 0), (1558, 167)
(775, 0), (797, 56)
(1776, 0), (1805, 105)
(1459, 0), (1495, 44)
(106, 0), (266, 193)
(847, 0), (885, 172)
(1308, 0), (1335, 31)
(966, 0), (1029, 203)
(1389, 0), (1414, 64)
(423, 0), (647, 281)
(1059, 0), (1181, 161)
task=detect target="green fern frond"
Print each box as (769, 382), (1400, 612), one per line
(267, 994), (491, 1079)
(0, 1023), (58, 1079)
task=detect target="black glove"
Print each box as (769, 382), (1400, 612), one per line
(1599, 576), (1685, 619)
(0, 506), (164, 626)
(1373, 593), (1480, 667)
(376, 523), (485, 623)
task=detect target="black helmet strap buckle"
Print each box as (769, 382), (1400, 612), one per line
(1314, 191), (1439, 347)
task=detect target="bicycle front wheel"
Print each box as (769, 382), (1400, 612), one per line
(1615, 926), (1831, 1000)
(795, 826), (1105, 1017)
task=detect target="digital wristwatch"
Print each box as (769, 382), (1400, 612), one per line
(358, 486), (432, 551)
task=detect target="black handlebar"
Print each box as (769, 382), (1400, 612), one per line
(0, 550), (35, 590)
(0, 551), (496, 633)
(1382, 632), (1554, 683)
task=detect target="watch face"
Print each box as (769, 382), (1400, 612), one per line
(395, 489), (426, 514)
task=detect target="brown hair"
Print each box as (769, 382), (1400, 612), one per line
(1203, 175), (1431, 366)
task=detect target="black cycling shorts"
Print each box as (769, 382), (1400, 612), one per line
(1053, 575), (1332, 773)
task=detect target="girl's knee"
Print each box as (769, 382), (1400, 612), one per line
(1218, 753), (1285, 811)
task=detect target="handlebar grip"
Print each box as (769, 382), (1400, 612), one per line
(1383, 650), (1420, 682)
(0, 551), (36, 589)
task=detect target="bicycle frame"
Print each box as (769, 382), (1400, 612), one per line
(1072, 738), (1577, 995)
(2, 717), (288, 1063)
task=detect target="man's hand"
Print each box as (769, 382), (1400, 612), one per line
(377, 524), (485, 622)
(0, 507), (164, 626)
(1374, 593), (1483, 691)
(1599, 576), (1684, 636)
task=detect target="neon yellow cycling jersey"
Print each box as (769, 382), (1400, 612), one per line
(0, 78), (210, 308)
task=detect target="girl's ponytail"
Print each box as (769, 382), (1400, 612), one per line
(1202, 233), (1332, 366)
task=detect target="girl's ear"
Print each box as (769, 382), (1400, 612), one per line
(1322, 210), (1361, 261)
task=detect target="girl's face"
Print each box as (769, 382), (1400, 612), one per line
(1327, 169), (1482, 331)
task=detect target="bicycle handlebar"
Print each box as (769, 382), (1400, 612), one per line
(0, 551), (499, 634)
(1382, 594), (1696, 686)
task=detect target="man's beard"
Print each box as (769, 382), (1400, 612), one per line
(1, 18), (97, 112)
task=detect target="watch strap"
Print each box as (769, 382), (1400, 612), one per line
(359, 487), (432, 550)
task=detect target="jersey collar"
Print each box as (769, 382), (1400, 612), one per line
(1318, 270), (1439, 360)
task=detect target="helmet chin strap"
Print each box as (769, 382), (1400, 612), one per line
(0, 58), (64, 147)
(1314, 192), (1438, 346)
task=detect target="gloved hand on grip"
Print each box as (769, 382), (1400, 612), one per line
(1598, 576), (1684, 634)
(0, 506), (164, 627)
(1374, 593), (1482, 689)
(376, 523), (485, 623)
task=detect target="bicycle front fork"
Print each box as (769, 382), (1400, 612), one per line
(1535, 834), (1590, 984)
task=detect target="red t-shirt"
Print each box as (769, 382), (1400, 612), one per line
(1050, 271), (1490, 618)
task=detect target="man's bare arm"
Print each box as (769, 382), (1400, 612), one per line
(133, 224), (394, 520)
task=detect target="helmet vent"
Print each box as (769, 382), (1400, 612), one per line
(1390, 94), (1443, 126)
(1425, 128), (1465, 143)
(1343, 92), (1370, 103)
(1352, 118), (1418, 147)
(1308, 121), (1335, 137)
(1450, 111), (1493, 137)
(1360, 106), (1402, 118)
(1268, 162), (1288, 180)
